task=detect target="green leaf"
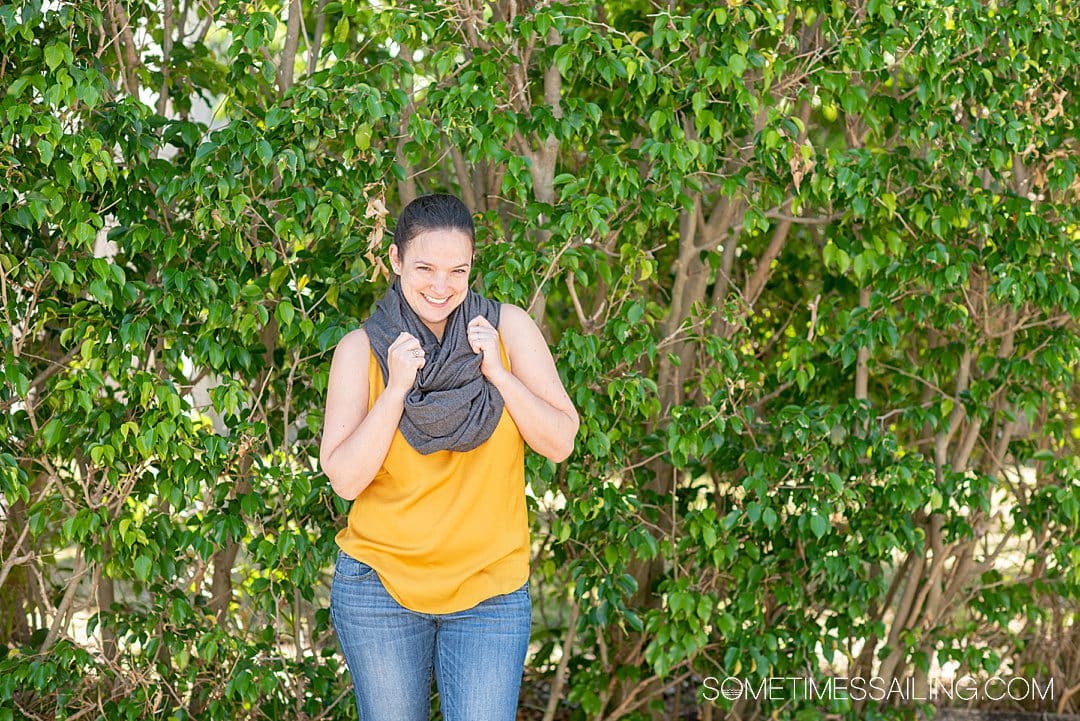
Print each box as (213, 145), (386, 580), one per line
(728, 54), (747, 76)
(7, 76), (30, 98)
(648, 110), (666, 136)
(134, 556), (152, 581)
(44, 41), (66, 70)
(604, 544), (619, 567)
(38, 139), (54, 165)
(42, 418), (65, 449)
(276, 299), (295, 326)
(255, 139), (273, 165)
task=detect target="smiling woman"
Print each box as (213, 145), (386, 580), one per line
(385, 195), (475, 340)
(318, 193), (579, 721)
(389, 229), (473, 340)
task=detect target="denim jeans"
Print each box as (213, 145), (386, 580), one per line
(329, 550), (531, 721)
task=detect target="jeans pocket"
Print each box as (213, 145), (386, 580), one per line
(335, 550), (376, 581)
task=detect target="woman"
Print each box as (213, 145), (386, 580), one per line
(319, 193), (579, 721)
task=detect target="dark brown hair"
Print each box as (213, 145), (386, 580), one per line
(391, 193), (475, 261)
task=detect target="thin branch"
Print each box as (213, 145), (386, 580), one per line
(527, 238), (574, 317)
(306, 0), (330, 79)
(157, 0), (174, 116)
(40, 549), (89, 652)
(564, 272), (589, 329)
(541, 600), (580, 721)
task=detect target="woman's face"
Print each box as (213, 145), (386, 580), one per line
(389, 229), (473, 341)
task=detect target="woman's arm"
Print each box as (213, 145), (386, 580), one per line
(319, 329), (409, 501)
(473, 304), (580, 463)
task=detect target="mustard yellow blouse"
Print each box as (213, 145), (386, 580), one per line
(335, 333), (530, 614)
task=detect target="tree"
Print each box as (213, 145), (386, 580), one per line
(1, 0), (1078, 719)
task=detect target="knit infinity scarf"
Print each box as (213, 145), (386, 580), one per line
(364, 277), (505, 455)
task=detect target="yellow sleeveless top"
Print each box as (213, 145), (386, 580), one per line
(335, 333), (530, 614)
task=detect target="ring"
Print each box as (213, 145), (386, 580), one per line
(412, 349), (422, 358)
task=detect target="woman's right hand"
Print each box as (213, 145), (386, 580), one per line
(386, 332), (425, 394)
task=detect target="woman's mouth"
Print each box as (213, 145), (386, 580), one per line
(422, 293), (451, 308)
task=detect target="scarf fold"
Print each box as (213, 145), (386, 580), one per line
(364, 277), (504, 455)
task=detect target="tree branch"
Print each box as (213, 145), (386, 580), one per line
(277, 0), (302, 94)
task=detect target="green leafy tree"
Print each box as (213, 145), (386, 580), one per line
(1, 0), (1077, 719)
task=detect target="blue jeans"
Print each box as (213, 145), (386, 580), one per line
(329, 550), (531, 721)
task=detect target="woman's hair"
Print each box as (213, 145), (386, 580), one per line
(391, 193), (475, 260)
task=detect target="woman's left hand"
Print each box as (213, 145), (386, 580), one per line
(468, 316), (506, 382)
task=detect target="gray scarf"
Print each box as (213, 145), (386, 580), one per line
(364, 277), (505, 455)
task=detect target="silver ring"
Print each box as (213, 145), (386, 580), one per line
(412, 349), (422, 358)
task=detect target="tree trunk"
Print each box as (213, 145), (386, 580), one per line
(0, 498), (33, 647)
(277, 0), (302, 94)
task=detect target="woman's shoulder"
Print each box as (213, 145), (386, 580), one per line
(335, 327), (371, 358)
(497, 303), (534, 336)
(497, 303), (548, 360)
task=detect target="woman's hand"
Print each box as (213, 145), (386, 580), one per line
(386, 332), (425, 394)
(468, 316), (507, 382)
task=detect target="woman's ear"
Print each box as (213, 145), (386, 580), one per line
(388, 243), (401, 275)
